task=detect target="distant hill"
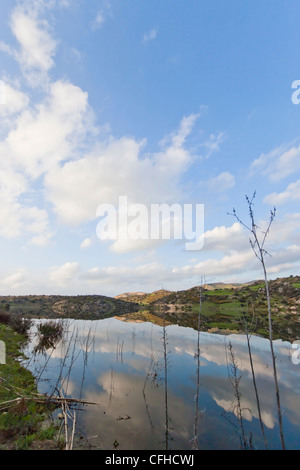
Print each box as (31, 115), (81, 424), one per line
(115, 276), (300, 342)
(1, 275), (299, 341)
(201, 281), (256, 290)
(115, 289), (173, 304)
(0, 294), (140, 320)
(116, 282), (256, 300)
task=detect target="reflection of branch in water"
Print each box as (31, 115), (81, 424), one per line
(141, 323), (160, 434)
(116, 337), (119, 363)
(192, 276), (205, 450)
(60, 327), (82, 397)
(242, 308), (268, 450)
(142, 355), (156, 434)
(58, 322), (97, 450)
(29, 320), (68, 387)
(26, 320), (99, 450)
(50, 326), (80, 399)
(36, 346), (56, 383)
(106, 320), (112, 342)
(132, 328), (136, 355)
(224, 340), (253, 450)
(79, 322), (95, 401)
(116, 337), (124, 364)
(108, 367), (115, 407)
(162, 315), (170, 450)
(229, 194), (285, 449)
(58, 386), (77, 451)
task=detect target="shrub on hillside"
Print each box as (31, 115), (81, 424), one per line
(34, 321), (64, 352)
(10, 317), (33, 337)
(0, 309), (11, 325)
(0, 309), (32, 337)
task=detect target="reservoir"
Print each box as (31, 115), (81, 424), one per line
(23, 317), (300, 450)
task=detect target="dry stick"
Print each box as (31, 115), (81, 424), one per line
(50, 327), (74, 399)
(243, 308), (268, 450)
(36, 344), (56, 383)
(120, 340), (124, 364)
(0, 397), (23, 411)
(192, 275), (204, 450)
(58, 387), (77, 451)
(162, 313), (169, 451)
(69, 406), (77, 451)
(116, 336), (119, 363)
(228, 341), (248, 450)
(55, 326), (97, 451)
(115, 337), (125, 364)
(79, 323), (94, 401)
(0, 376), (29, 397)
(64, 400), (77, 451)
(108, 367), (115, 407)
(46, 396), (99, 405)
(229, 192), (286, 450)
(261, 249), (285, 450)
(142, 323), (156, 433)
(0, 394), (100, 408)
(142, 354), (156, 434)
(60, 397), (69, 450)
(60, 327), (81, 397)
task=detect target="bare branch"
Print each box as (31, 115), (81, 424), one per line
(228, 192), (285, 450)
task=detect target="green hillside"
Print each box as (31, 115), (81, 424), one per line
(146, 276), (300, 341)
(0, 275), (299, 341)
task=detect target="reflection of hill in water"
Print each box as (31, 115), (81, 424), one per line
(0, 294), (140, 320)
(114, 311), (172, 327)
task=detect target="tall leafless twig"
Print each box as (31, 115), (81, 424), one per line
(192, 275), (205, 449)
(242, 306), (268, 449)
(229, 192), (285, 450)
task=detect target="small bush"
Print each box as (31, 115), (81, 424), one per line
(10, 317), (33, 337)
(35, 321), (64, 352)
(37, 321), (63, 339)
(0, 310), (32, 337)
(0, 309), (11, 325)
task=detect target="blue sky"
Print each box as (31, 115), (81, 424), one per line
(0, 0), (300, 296)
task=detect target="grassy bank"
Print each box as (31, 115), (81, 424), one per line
(0, 321), (62, 450)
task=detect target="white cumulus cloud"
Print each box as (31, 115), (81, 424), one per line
(251, 141), (300, 182)
(49, 262), (80, 285)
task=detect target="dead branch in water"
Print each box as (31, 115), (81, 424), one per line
(0, 392), (100, 411)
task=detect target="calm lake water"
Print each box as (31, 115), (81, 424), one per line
(23, 318), (300, 450)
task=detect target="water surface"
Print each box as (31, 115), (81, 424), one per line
(23, 318), (300, 450)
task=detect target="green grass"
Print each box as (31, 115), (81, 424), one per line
(193, 300), (243, 317)
(191, 302), (219, 315)
(205, 289), (233, 296)
(13, 425), (57, 450)
(0, 324), (36, 401)
(218, 301), (243, 317)
(207, 322), (241, 331)
(292, 283), (300, 288)
(0, 323), (60, 450)
(249, 283), (265, 292)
